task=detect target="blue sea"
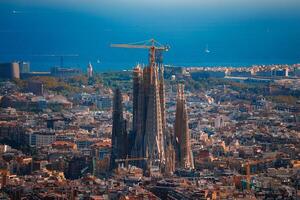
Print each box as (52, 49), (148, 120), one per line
(0, 1), (300, 72)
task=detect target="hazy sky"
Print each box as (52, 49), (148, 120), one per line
(5, 0), (300, 8)
(2, 0), (300, 30)
(3, 0), (300, 16)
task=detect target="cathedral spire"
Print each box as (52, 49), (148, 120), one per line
(110, 88), (128, 170)
(174, 84), (194, 169)
(131, 63), (167, 174)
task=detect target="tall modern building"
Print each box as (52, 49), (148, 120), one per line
(110, 88), (128, 170)
(87, 62), (93, 78)
(0, 62), (20, 80)
(131, 63), (167, 173)
(174, 84), (194, 169)
(19, 61), (30, 73)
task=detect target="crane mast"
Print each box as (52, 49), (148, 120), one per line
(242, 158), (274, 191)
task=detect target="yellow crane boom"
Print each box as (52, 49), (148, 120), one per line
(110, 38), (170, 66)
(110, 44), (167, 50)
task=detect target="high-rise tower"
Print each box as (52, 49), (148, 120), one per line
(87, 62), (93, 78)
(174, 84), (194, 169)
(110, 88), (128, 170)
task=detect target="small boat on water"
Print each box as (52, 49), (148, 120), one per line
(205, 44), (210, 53)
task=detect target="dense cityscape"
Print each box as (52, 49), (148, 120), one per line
(1, 0), (300, 199)
(0, 42), (300, 199)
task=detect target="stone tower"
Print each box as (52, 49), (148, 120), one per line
(110, 88), (128, 170)
(174, 84), (194, 169)
(131, 63), (166, 173)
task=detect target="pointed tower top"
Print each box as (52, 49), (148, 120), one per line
(88, 62), (93, 68)
(87, 62), (93, 78)
(177, 84), (185, 101)
(134, 63), (141, 70)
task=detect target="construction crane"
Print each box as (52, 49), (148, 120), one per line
(110, 38), (170, 66)
(242, 158), (274, 191)
(32, 54), (79, 67)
